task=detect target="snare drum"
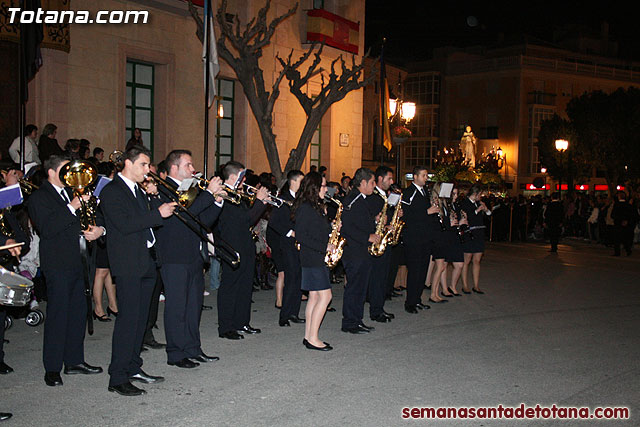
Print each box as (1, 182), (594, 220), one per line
(0, 267), (34, 306)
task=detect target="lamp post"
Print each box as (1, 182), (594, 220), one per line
(540, 167), (547, 196)
(388, 95), (416, 183)
(555, 139), (568, 199)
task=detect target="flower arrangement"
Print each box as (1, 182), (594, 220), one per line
(393, 126), (412, 138)
(454, 170), (479, 183)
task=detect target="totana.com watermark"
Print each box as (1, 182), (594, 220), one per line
(8, 7), (149, 24)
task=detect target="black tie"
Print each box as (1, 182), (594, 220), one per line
(135, 185), (154, 244)
(60, 189), (70, 204)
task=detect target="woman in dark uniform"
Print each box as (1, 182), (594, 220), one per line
(292, 172), (333, 351)
(440, 186), (465, 296)
(459, 184), (491, 294)
(428, 183), (450, 303)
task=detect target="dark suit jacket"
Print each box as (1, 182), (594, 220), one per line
(28, 181), (84, 275)
(267, 191), (295, 251)
(216, 198), (267, 256)
(401, 184), (437, 246)
(154, 185), (221, 264)
(0, 208), (31, 263)
(544, 200), (564, 227)
(99, 175), (164, 277)
(38, 135), (64, 163)
(459, 197), (488, 228)
(342, 189), (375, 259)
(294, 202), (330, 267)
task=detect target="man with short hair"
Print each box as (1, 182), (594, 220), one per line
(367, 166), (396, 323)
(401, 166), (439, 313)
(155, 149), (224, 368)
(341, 167), (380, 334)
(100, 145), (177, 396)
(28, 155), (106, 387)
(9, 124), (40, 164)
(216, 161), (268, 340)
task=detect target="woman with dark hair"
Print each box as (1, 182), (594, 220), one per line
(292, 172), (333, 351)
(125, 128), (143, 151)
(459, 183), (490, 294)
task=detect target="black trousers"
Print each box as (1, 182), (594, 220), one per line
(42, 270), (86, 372)
(0, 307), (5, 362)
(614, 225), (634, 255)
(279, 243), (302, 321)
(108, 263), (155, 387)
(549, 226), (561, 251)
(385, 244), (403, 296)
(342, 256), (372, 329)
(368, 251), (390, 317)
(405, 242), (430, 306)
(161, 259), (205, 363)
(218, 248), (255, 334)
(143, 270), (164, 344)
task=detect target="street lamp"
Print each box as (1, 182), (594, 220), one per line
(541, 167), (547, 195)
(555, 139), (568, 199)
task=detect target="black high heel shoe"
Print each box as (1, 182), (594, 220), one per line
(303, 339), (333, 351)
(106, 307), (119, 317)
(93, 311), (111, 322)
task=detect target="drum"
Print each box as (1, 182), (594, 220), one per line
(0, 267), (34, 306)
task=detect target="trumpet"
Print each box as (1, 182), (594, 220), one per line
(242, 183), (291, 207)
(192, 175), (242, 204)
(0, 169), (39, 195)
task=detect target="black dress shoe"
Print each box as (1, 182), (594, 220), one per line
(201, 305), (213, 310)
(371, 314), (391, 323)
(288, 315), (305, 324)
(237, 325), (261, 334)
(92, 311), (112, 322)
(0, 413), (12, 421)
(404, 305), (418, 314)
(279, 319), (290, 327)
(391, 290), (403, 297)
(107, 306), (118, 317)
(219, 331), (244, 340)
(44, 372), (63, 386)
(383, 311), (395, 319)
(448, 288), (462, 296)
(441, 293), (454, 298)
(326, 307), (336, 312)
(274, 303), (282, 310)
(358, 323), (375, 331)
(190, 352), (219, 363)
(108, 382), (146, 396)
(130, 370), (165, 384)
(341, 325), (370, 334)
(428, 298), (448, 304)
(143, 340), (166, 349)
(302, 338), (330, 346)
(64, 362), (103, 375)
(303, 340), (333, 351)
(0, 361), (13, 375)
(416, 303), (431, 310)
(167, 358), (199, 369)
(462, 289), (471, 294)
(472, 288), (485, 294)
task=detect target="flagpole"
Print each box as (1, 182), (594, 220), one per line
(379, 38), (385, 167)
(203, 0), (211, 177)
(19, 1), (26, 171)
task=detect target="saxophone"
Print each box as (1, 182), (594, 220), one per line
(325, 197), (346, 267)
(388, 201), (405, 246)
(368, 190), (389, 256)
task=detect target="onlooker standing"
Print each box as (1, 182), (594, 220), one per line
(612, 191), (637, 256)
(126, 128), (143, 151)
(38, 123), (63, 163)
(9, 124), (40, 164)
(544, 193), (564, 253)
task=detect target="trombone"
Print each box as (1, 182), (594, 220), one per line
(144, 171), (240, 267)
(0, 169), (39, 195)
(242, 183), (291, 207)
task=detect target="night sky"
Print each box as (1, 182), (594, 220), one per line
(365, 0), (640, 66)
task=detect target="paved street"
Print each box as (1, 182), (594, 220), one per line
(1, 241), (638, 426)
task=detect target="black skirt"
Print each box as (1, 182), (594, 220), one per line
(444, 231), (464, 263)
(431, 231), (447, 260)
(301, 266), (331, 291)
(462, 228), (485, 254)
(95, 240), (110, 269)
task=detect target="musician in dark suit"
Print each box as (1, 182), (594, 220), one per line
(400, 166), (440, 313)
(28, 155), (105, 387)
(459, 183), (490, 294)
(268, 170), (305, 327)
(366, 166), (396, 323)
(292, 172), (333, 350)
(341, 168), (379, 334)
(99, 145), (176, 396)
(216, 161), (268, 340)
(1, 226), (24, 376)
(155, 150), (224, 368)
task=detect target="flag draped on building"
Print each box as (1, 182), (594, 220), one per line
(203, 0), (219, 107)
(380, 45), (392, 152)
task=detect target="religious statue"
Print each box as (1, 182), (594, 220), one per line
(459, 125), (477, 167)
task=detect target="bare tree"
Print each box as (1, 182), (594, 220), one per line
(189, 0), (374, 182)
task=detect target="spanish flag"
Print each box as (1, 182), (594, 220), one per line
(380, 48), (392, 152)
(307, 9), (359, 55)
